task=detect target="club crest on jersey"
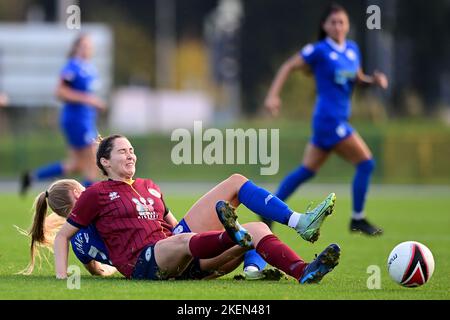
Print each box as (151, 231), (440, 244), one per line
(148, 188), (161, 198)
(345, 49), (357, 61)
(329, 51), (339, 60)
(109, 192), (120, 201)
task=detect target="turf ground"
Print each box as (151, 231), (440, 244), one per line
(0, 184), (449, 300)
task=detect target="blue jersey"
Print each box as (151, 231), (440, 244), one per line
(59, 58), (99, 148)
(70, 224), (112, 265)
(300, 38), (361, 121)
(70, 220), (191, 267)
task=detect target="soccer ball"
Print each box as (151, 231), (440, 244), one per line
(387, 241), (435, 287)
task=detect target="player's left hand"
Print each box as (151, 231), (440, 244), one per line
(373, 71), (388, 89)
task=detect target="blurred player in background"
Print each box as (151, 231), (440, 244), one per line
(20, 34), (105, 195)
(244, 3), (389, 278)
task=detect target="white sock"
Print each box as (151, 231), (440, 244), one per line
(352, 212), (365, 220)
(288, 212), (302, 228)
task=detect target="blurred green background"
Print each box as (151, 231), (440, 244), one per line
(1, 0), (449, 185)
(2, 117), (449, 184)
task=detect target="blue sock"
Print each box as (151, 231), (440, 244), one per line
(352, 159), (375, 214)
(82, 180), (94, 188)
(33, 162), (64, 181)
(275, 165), (316, 201)
(244, 249), (267, 271)
(238, 180), (293, 225)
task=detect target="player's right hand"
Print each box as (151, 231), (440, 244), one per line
(264, 95), (281, 117)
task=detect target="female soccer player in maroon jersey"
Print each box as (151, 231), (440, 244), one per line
(53, 134), (341, 283)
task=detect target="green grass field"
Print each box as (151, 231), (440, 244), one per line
(0, 186), (449, 300)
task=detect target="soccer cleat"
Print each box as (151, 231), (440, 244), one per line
(299, 243), (341, 284)
(241, 266), (285, 281)
(20, 171), (32, 196)
(216, 200), (253, 248)
(295, 193), (336, 243)
(350, 218), (383, 236)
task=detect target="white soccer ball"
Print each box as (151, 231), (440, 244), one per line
(387, 241), (435, 287)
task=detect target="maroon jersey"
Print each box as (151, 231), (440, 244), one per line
(67, 178), (173, 278)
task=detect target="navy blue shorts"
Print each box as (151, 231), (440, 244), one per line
(172, 218), (191, 235)
(131, 245), (162, 280)
(132, 219), (215, 280)
(311, 118), (354, 151)
(131, 243), (213, 281)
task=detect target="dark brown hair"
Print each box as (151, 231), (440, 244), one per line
(318, 3), (348, 41)
(96, 134), (125, 176)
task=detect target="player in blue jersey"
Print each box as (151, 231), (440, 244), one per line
(20, 34), (105, 195)
(243, 3), (389, 279)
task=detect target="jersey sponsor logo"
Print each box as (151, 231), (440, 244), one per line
(301, 44), (314, 56)
(132, 197), (157, 220)
(334, 69), (357, 85)
(73, 233), (85, 255)
(109, 192), (120, 201)
(148, 188), (161, 198)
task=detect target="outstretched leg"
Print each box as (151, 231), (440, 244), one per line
(182, 174), (336, 280)
(216, 203), (340, 284)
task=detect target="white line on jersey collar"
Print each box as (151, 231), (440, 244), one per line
(325, 37), (347, 53)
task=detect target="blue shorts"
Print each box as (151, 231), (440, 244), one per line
(60, 121), (98, 149)
(132, 245), (161, 280)
(132, 219), (211, 280)
(172, 218), (192, 235)
(311, 117), (354, 151)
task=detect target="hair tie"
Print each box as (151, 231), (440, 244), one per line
(45, 190), (49, 198)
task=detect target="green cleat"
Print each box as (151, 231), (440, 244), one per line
(295, 193), (336, 243)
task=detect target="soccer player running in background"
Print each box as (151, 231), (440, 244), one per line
(243, 3), (388, 278)
(20, 34), (106, 195)
(53, 134), (340, 283)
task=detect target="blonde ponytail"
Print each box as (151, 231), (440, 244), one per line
(17, 179), (83, 275)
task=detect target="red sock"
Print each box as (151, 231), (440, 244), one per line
(256, 234), (307, 280)
(189, 231), (235, 259)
